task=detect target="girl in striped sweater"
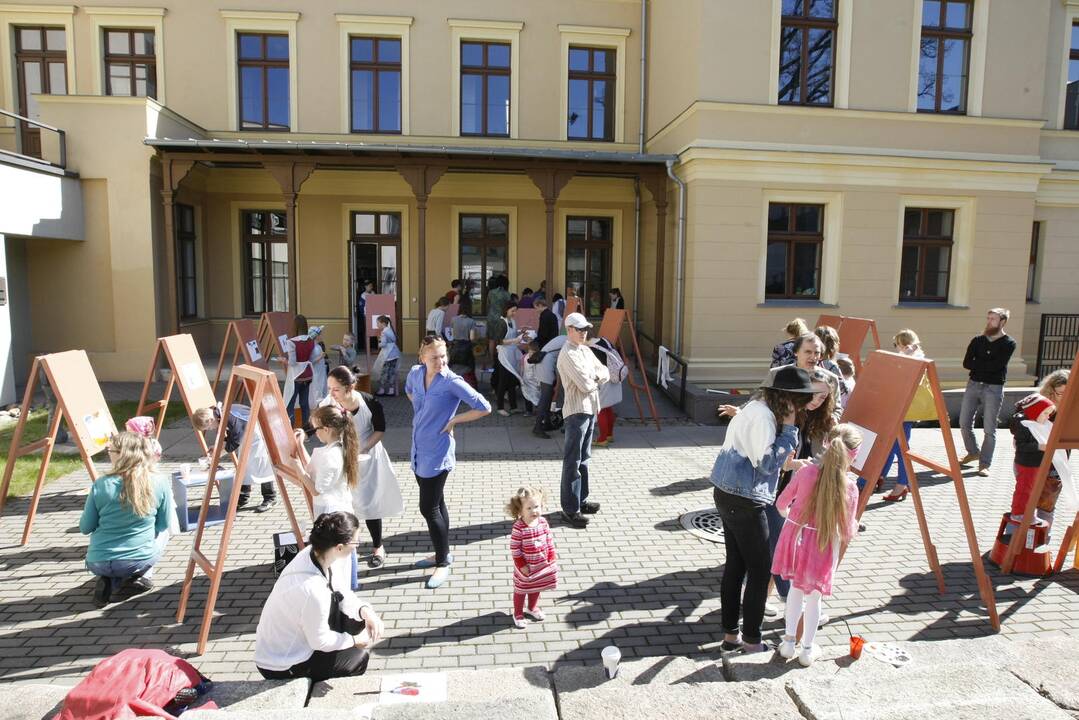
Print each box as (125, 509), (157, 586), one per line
(506, 486), (559, 629)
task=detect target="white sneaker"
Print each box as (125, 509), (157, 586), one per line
(778, 637), (797, 660)
(798, 644), (821, 667)
(817, 613), (831, 628)
(512, 615), (527, 629)
(763, 602), (780, 618)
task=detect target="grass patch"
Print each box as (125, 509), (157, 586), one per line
(1, 400), (189, 500)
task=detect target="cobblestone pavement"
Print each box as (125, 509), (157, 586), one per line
(1, 387), (1076, 684)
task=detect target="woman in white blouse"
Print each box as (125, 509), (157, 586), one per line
(254, 512), (384, 681)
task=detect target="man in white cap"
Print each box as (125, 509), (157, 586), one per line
(556, 312), (610, 528)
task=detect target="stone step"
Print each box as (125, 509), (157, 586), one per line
(185, 678), (309, 714)
(6, 683), (71, 720)
(552, 656), (798, 720)
(308, 666), (556, 720)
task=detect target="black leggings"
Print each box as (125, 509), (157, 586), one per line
(258, 647), (369, 682)
(366, 518), (383, 549)
(495, 362), (519, 410)
(714, 487), (771, 645)
(416, 471), (451, 567)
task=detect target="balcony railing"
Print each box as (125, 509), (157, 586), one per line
(0, 108), (67, 168)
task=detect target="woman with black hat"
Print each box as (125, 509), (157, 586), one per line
(710, 365), (817, 654)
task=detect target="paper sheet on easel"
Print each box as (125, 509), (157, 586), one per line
(245, 340), (263, 362)
(278, 334), (290, 353)
(181, 361), (205, 390)
(1021, 420), (1078, 507)
(847, 423), (877, 472)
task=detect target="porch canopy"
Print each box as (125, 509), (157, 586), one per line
(147, 137), (675, 346)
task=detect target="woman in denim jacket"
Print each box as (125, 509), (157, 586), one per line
(711, 366), (817, 654)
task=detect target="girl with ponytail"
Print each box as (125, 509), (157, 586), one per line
(770, 423), (862, 667)
(294, 405), (363, 586)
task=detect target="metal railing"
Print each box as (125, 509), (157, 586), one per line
(0, 107), (67, 168)
(1036, 313), (1079, 379)
(637, 329), (688, 411)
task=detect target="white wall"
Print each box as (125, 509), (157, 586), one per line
(0, 160), (83, 241)
(0, 234), (13, 406)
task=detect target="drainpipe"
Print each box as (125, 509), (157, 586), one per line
(666, 158), (687, 356)
(632, 177), (641, 325)
(633, 0), (647, 331)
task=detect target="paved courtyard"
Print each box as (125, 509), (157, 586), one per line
(0, 385), (1077, 684)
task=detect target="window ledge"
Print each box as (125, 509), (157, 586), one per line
(893, 302), (970, 310)
(1026, 300), (1040, 305)
(757, 300), (838, 308)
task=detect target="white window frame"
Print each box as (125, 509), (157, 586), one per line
(448, 18), (523, 139)
(895, 195), (976, 307)
(557, 24), (630, 143)
(221, 10), (300, 132)
(336, 14), (412, 136)
(86, 6), (166, 104)
(0, 4), (77, 117)
(907, 0), (989, 116)
(1056, 1), (1079, 129)
(767, 0), (853, 108)
(759, 191), (844, 305)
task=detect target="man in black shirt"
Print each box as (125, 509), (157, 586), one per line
(959, 308), (1017, 476)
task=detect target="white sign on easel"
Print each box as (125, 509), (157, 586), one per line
(1022, 420), (1078, 506)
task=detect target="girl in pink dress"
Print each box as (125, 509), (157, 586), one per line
(772, 423), (862, 667)
(506, 486), (559, 629)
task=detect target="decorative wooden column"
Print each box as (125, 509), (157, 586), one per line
(161, 157), (195, 336)
(265, 162), (316, 314)
(526, 169), (574, 300)
(398, 165), (447, 345)
(642, 172), (669, 356)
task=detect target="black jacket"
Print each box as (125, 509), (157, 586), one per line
(537, 308), (558, 348)
(963, 334), (1016, 385)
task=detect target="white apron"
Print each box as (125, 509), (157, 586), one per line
(321, 393), (404, 519)
(282, 337), (327, 411)
(229, 404), (275, 486)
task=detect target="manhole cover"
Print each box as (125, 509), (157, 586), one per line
(680, 508), (724, 543)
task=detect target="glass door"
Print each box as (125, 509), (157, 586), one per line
(14, 26), (67, 158)
(350, 212), (401, 348)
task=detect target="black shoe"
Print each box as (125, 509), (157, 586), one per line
(237, 494), (250, 508)
(93, 576), (112, 608)
(254, 497), (279, 513)
(532, 428), (550, 439)
(128, 576), (154, 594)
(580, 501), (601, 514)
(560, 511), (590, 528)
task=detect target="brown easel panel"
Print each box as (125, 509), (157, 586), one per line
(841, 350), (999, 629)
(176, 364), (309, 655)
(565, 296), (583, 318)
(257, 312), (296, 365)
(515, 308), (540, 334)
(597, 308), (661, 431)
(837, 316), (882, 373)
(815, 314), (844, 332)
(213, 319), (267, 394)
(1001, 348), (1079, 575)
(137, 334), (217, 455)
(0, 350), (116, 545)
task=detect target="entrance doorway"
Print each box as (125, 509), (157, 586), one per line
(349, 211), (401, 350)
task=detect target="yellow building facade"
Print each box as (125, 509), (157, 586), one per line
(1, 0), (1078, 390)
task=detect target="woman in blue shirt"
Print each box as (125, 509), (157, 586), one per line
(79, 431), (174, 608)
(405, 336), (491, 589)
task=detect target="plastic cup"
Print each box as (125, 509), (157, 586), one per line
(180, 463), (191, 480)
(601, 645), (621, 679)
(850, 635), (865, 660)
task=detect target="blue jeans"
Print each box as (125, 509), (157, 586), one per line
(287, 379), (311, 427)
(765, 503), (790, 598)
(86, 531), (168, 592)
(561, 413), (595, 514)
(959, 380), (1005, 469)
(881, 422), (914, 487)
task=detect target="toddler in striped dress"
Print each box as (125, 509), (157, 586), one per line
(506, 486), (559, 629)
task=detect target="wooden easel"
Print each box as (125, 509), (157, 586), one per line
(841, 349), (999, 630)
(136, 334), (217, 456)
(213, 319), (268, 394)
(598, 308), (661, 431)
(0, 350), (117, 545)
(176, 364), (309, 655)
(1001, 348), (1079, 575)
(256, 311), (295, 367)
(814, 314), (882, 373)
